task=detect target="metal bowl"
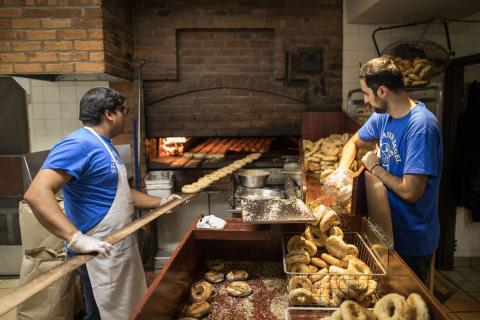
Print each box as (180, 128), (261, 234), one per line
(236, 169), (270, 188)
(237, 188), (285, 201)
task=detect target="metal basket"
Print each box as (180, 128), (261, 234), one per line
(282, 232), (387, 307)
(285, 307), (373, 320)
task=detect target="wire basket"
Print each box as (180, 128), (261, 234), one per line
(282, 232), (387, 307)
(285, 307), (373, 320)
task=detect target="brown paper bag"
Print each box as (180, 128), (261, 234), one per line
(17, 248), (76, 320)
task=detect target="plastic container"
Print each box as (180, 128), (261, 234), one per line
(145, 171), (173, 198)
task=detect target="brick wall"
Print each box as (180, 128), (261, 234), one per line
(135, 0), (343, 137)
(0, 0), (133, 79)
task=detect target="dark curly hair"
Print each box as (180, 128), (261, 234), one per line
(359, 57), (404, 94)
(79, 87), (126, 125)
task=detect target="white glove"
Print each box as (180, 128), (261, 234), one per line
(159, 194), (181, 205)
(67, 231), (113, 256)
(324, 167), (353, 189)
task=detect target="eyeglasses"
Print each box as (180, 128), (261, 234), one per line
(117, 106), (129, 118)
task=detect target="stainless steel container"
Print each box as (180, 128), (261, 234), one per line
(236, 169), (270, 188)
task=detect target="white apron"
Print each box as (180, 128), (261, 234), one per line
(84, 127), (147, 319)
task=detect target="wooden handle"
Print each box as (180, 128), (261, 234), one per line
(0, 193), (197, 317)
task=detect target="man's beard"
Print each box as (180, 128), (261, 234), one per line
(372, 100), (387, 114)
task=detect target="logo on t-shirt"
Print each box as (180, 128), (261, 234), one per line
(110, 160), (117, 173)
(380, 131), (402, 171)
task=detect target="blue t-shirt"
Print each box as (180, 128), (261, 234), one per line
(358, 102), (443, 256)
(41, 128), (122, 233)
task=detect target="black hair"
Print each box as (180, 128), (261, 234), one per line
(359, 57), (404, 94)
(79, 87), (126, 125)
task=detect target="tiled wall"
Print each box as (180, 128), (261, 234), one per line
(13, 77), (109, 152)
(342, 2), (480, 109)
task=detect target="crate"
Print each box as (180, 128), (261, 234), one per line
(282, 232), (387, 307)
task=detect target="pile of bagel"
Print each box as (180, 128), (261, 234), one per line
(321, 292), (429, 320)
(286, 204), (377, 307)
(303, 133), (358, 184)
(180, 259), (253, 319)
(383, 55), (432, 87)
(181, 153), (261, 193)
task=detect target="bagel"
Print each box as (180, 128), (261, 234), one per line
(311, 204), (326, 226)
(364, 279), (378, 297)
(321, 253), (343, 267)
(307, 264), (319, 273)
(226, 269), (249, 282)
(310, 267), (328, 283)
(338, 276), (363, 299)
(329, 265), (347, 275)
(304, 225), (327, 247)
(204, 271), (225, 284)
(190, 281), (213, 303)
(289, 288), (313, 305)
(286, 250), (310, 265)
(183, 301), (210, 318)
(288, 275), (312, 292)
(373, 293), (409, 320)
(326, 235), (359, 259)
(328, 226), (344, 239)
(407, 293), (430, 320)
(299, 239), (318, 257)
(289, 263), (309, 273)
(340, 300), (373, 320)
(178, 317), (197, 320)
(318, 275), (341, 307)
(182, 184), (201, 194)
(311, 257), (328, 268)
(227, 281), (253, 297)
(319, 209), (338, 233)
(287, 235), (307, 252)
(206, 259), (224, 271)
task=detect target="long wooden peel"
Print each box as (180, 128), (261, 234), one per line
(0, 193), (197, 317)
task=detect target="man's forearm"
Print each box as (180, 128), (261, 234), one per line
(338, 140), (357, 169)
(130, 189), (162, 210)
(371, 165), (412, 202)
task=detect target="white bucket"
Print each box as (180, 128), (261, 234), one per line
(145, 171), (174, 197)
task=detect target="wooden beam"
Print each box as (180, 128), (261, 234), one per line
(0, 193), (197, 317)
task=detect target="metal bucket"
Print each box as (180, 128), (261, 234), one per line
(236, 169), (270, 188)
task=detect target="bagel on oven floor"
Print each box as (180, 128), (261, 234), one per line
(183, 301), (211, 318)
(204, 271), (225, 284)
(226, 269), (249, 282)
(227, 281), (253, 297)
(190, 281), (213, 303)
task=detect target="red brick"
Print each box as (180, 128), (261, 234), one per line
(12, 41), (41, 51)
(14, 63), (44, 72)
(26, 30), (56, 40)
(0, 41), (11, 52)
(0, 19), (10, 28)
(0, 31), (24, 40)
(0, 8), (22, 17)
(43, 40), (72, 50)
(74, 40), (103, 50)
(23, 8), (82, 18)
(83, 7), (102, 17)
(0, 64), (13, 72)
(11, 19), (41, 29)
(71, 18), (102, 29)
(57, 29), (87, 40)
(58, 52), (88, 61)
(75, 62), (104, 72)
(89, 51), (104, 61)
(41, 18), (72, 29)
(45, 63), (74, 73)
(87, 29), (102, 39)
(26, 51), (57, 62)
(0, 52), (26, 62)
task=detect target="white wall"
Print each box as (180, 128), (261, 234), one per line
(342, 2), (480, 109)
(13, 77), (109, 152)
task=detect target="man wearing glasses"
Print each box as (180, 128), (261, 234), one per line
(24, 88), (180, 319)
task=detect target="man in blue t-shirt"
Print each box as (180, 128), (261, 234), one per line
(336, 57), (443, 284)
(24, 88), (180, 319)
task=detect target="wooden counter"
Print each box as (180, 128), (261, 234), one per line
(131, 217), (449, 320)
